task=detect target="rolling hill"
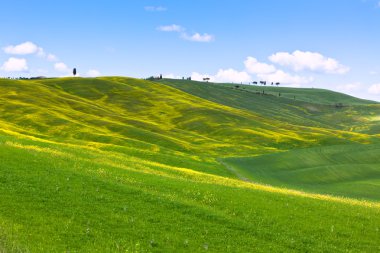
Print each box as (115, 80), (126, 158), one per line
(0, 77), (379, 252)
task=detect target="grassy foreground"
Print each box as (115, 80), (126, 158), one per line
(0, 77), (379, 252)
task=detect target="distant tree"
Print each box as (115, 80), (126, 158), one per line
(160, 74), (162, 79)
(278, 92), (281, 97)
(275, 82), (280, 86)
(235, 85), (240, 89)
(73, 68), (77, 76)
(203, 77), (210, 82)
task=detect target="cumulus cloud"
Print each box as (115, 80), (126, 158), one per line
(47, 54), (58, 62)
(190, 55), (313, 85)
(86, 69), (101, 77)
(214, 69), (251, 82)
(243, 56), (312, 86)
(1, 57), (28, 72)
(3, 41), (40, 55)
(191, 72), (212, 82)
(157, 24), (184, 32)
(337, 82), (362, 93)
(257, 70), (312, 87)
(36, 47), (46, 58)
(368, 83), (380, 95)
(3, 41), (60, 65)
(192, 69), (251, 83)
(144, 6), (167, 12)
(163, 73), (182, 79)
(182, 33), (214, 42)
(54, 62), (70, 73)
(244, 57), (276, 74)
(269, 50), (350, 74)
(157, 24), (214, 42)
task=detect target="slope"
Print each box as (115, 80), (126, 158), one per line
(0, 77), (379, 252)
(1, 127), (380, 252)
(158, 79), (380, 135)
(223, 143), (380, 201)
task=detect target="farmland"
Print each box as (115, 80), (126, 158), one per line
(0, 77), (379, 252)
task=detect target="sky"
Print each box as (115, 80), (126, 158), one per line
(0, 0), (380, 101)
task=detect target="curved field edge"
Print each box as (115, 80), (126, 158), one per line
(1, 134), (380, 252)
(0, 77), (380, 252)
(2, 135), (379, 209)
(158, 78), (380, 135)
(223, 143), (380, 201)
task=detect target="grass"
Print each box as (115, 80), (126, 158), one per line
(0, 77), (379, 252)
(223, 143), (380, 201)
(158, 79), (380, 134)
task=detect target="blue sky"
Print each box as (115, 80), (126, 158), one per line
(1, 0), (380, 101)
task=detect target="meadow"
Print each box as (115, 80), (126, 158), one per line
(0, 77), (379, 252)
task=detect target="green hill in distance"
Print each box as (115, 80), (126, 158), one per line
(0, 77), (379, 252)
(158, 79), (379, 134)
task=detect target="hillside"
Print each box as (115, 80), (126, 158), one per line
(0, 77), (379, 252)
(159, 79), (380, 134)
(224, 143), (380, 200)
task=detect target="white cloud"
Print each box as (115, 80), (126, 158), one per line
(192, 69), (251, 83)
(244, 57), (276, 74)
(269, 50), (350, 74)
(182, 33), (214, 42)
(191, 72), (211, 82)
(368, 84), (380, 95)
(86, 69), (101, 77)
(257, 70), (313, 87)
(337, 82), (362, 93)
(3, 42), (39, 55)
(54, 62), (70, 73)
(1, 57), (28, 72)
(190, 54), (313, 85)
(145, 6), (167, 12)
(36, 47), (46, 58)
(214, 69), (251, 82)
(47, 54), (58, 62)
(163, 73), (182, 79)
(3, 41), (61, 65)
(158, 24), (215, 43)
(157, 24), (184, 32)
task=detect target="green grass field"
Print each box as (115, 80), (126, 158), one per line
(0, 77), (379, 252)
(223, 144), (380, 201)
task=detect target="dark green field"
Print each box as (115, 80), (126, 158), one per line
(224, 144), (380, 200)
(0, 77), (379, 252)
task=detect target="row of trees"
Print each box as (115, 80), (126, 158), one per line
(146, 75), (192, 81)
(0, 76), (47, 80)
(146, 74), (163, 80)
(200, 78), (280, 86)
(0, 68), (77, 80)
(253, 81), (280, 86)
